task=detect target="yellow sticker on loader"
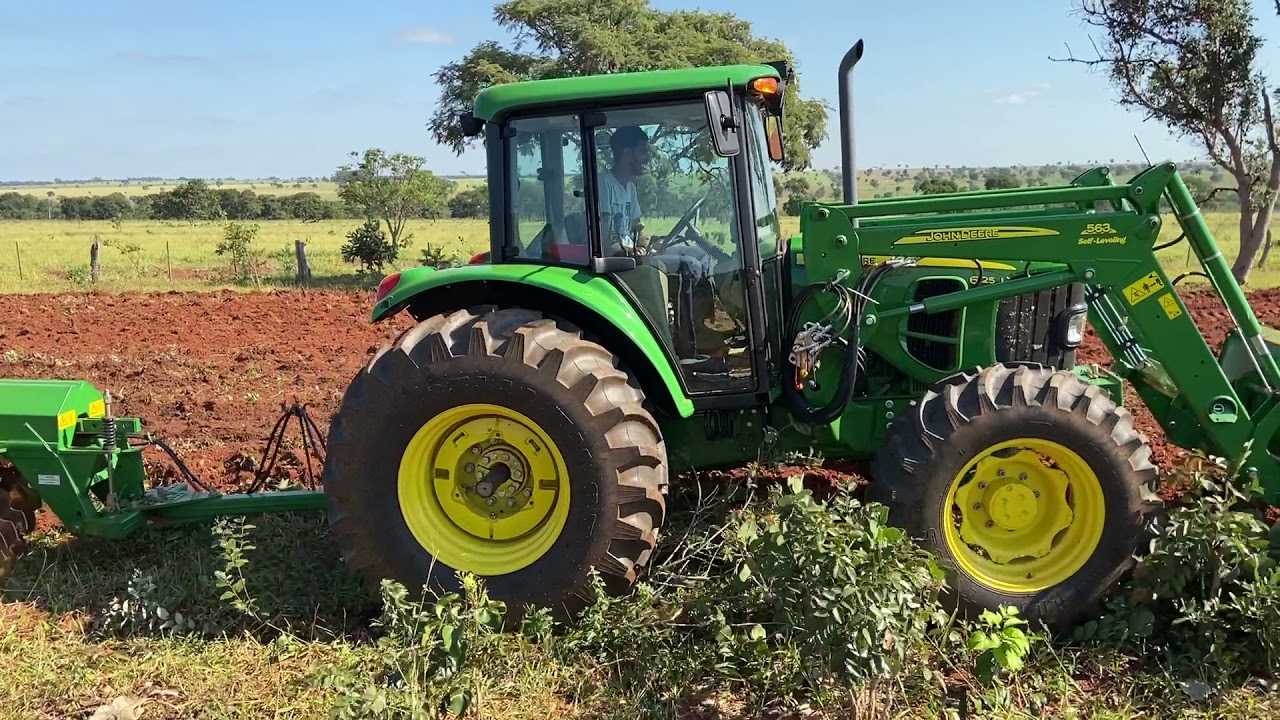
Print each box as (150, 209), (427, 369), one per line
(1122, 271), (1165, 305)
(57, 410), (76, 431)
(1158, 292), (1183, 319)
(88, 399), (105, 418)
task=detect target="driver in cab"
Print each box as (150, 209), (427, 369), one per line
(598, 125), (651, 258)
(598, 125), (712, 281)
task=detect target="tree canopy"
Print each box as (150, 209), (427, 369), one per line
(1060, 0), (1280, 283)
(336, 149), (454, 252)
(429, 0), (829, 171)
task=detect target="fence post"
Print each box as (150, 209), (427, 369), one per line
(14, 242), (21, 281)
(166, 241), (173, 281)
(295, 239), (312, 288)
(90, 237), (101, 284)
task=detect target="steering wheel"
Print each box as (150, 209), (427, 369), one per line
(648, 195), (707, 254)
(647, 194), (736, 266)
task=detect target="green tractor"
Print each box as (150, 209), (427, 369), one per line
(323, 39), (1280, 631)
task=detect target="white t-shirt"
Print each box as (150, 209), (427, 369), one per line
(598, 170), (641, 250)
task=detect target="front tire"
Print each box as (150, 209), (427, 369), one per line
(869, 363), (1162, 630)
(322, 306), (667, 625)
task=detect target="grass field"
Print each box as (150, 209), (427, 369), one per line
(0, 210), (1275, 294)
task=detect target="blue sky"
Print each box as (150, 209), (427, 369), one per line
(4, 0), (1280, 181)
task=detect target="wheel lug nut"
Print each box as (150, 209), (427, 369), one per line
(997, 469), (1005, 477)
(465, 463), (474, 473)
(1033, 490), (1041, 498)
(507, 499), (515, 507)
(487, 497), (495, 506)
(471, 447), (480, 455)
(978, 482), (987, 490)
(986, 521), (995, 528)
(1019, 472), (1028, 481)
(524, 489), (532, 497)
(973, 503), (982, 510)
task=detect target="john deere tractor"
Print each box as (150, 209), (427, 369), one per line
(11, 40), (1278, 633)
(319, 39), (1280, 629)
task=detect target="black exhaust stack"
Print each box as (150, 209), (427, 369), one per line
(839, 40), (865, 213)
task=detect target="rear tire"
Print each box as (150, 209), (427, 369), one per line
(869, 363), (1162, 630)
(322, 306), (667, 625)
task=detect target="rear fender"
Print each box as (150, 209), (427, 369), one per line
(372, 264), (694, 418)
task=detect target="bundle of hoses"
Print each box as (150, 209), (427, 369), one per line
(781, 259), (913, 425)
(131, 402), (326, 493)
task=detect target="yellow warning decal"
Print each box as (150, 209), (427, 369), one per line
(88, 399), (105, 418)
(894, 226), (1058, 246)
(1123, 271), (1165, 305)
(1158, 292), (1182, 319)
(57, 410), (76, 431)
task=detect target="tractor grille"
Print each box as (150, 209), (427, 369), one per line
(906, 278), (964, 371)
(995, 283), (1086, 369)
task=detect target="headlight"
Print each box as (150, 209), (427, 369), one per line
(1058, 302), (1088, 348)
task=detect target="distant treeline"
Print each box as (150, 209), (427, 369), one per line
(0, 180), (361, 222)
(0, 178), (493, 222)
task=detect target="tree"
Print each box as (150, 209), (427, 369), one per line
(336, 149), (453, 253)
(448, 184), (490, 219)
(1059, 0), (1280, 284)
(429, 0), (829, 171)
(916, 177), (960, 195)
(984, 171), (1020, 190)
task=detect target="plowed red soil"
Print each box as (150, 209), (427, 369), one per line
(0, 290), (413, 498)
(2, 286), (1280, 511)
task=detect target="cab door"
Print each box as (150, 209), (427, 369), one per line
(583, 98), (769, 402)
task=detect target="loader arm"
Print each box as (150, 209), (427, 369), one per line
(794, 162), (1280, 501)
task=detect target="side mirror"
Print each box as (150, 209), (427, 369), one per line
(765, 113), (785, 163)
(704, 90), (741, 157)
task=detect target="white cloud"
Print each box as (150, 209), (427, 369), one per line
(391, 26), (453, 44)
(993, 82), (1050, 105)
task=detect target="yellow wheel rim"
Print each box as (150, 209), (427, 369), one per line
(943, 438), (1105, 593)
(397, 403), (571, 576)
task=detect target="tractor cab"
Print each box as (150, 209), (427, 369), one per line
(461, 64), (791, 405)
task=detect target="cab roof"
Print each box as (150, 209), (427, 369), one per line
(472, 63), (782, 122)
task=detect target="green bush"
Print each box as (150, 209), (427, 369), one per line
(711, 477), (948, 694)
(313, 478), (959, 716)
(1076, 455), (1280, 684)
(341, 219), (398, 274)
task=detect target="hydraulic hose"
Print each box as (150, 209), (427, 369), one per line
(781, 260), (907, 425)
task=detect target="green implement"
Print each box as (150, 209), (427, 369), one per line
(0, 380), (326, 559)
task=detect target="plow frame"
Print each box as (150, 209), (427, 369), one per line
(0, 380), (327, 538)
